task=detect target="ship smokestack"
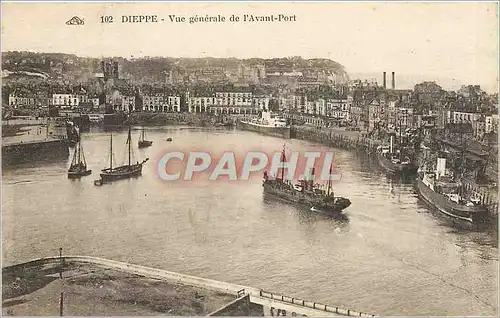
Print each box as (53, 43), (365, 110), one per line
(436, 157), (446, 180)
(391, 72), (395, 89)
(383, 72), (387, 89)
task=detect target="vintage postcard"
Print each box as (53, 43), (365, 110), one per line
(1, 1), (498, 316)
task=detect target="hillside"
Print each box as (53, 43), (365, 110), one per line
(2, 51), (349, 83)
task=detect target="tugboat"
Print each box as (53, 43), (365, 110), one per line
(138, 126), (153, 148)
(239, 108), (291, 139)
(416, 156), (488, 224)
(262, 145), (351, 215)
(96, 117), (149, 185)
(376, 134), (417, 175)
(67, 129), (91, 178)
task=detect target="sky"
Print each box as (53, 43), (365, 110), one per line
(1, 1), (498, 93)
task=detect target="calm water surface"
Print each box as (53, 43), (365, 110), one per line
(2, 127), (498, 316)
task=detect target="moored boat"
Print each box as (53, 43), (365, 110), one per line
(96, 118), (149, 184)
(376, 135), (417, 175)
(239, 109), (291, 139)
(67, 129), (91, 178)
(138, 126), (153, 148)
(416, 157), (488, 224)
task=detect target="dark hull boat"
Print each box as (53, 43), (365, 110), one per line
(100, 160), (148, 182)
(138, 140), (153, 148)
(68, 164), (92, 178)
(138, 127), (153, 148)
(416, 177), (487, 224)
(263, 181), (351, 214)
(376, 151), (417, 175)
(416, 157), (488, 224)
(263, 144), (351, 216)
(95, 117), (149, 185)
(376, 134), (417, 176)
(67, 132), (91, 178)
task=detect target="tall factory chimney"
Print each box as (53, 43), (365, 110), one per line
(383, 72), (387, 89)
(391, 72), (395, 89)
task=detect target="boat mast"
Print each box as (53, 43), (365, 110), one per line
(460, 132), (466, 179)
(77, 138), (81, 164)
(110, 131), (113, 170)
(71, 140), (78, 166)
(281, 143), (286, 181)
(80, 139), (87, 167)
(399, 115), (402, 148)
(128, 105), (132, 167)
(128, 126), (131, 167)
(327, 161), (332, 196)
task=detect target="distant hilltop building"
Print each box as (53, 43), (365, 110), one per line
(101, 60), (119, 80)
(238, 64), (266, 84)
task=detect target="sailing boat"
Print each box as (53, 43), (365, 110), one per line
(98, 123), (149, 184)
(138, 126), (153, 148)
(67, 130), (92, 178)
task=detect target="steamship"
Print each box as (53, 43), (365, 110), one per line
(376, 135), (417, 175)
(238, 109), (291, 139)
(262, 145), (351, 215)
(416, 156), (488, 224)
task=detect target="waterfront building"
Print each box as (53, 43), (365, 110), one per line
(315, 99), (326, 117)
(349, 104), (364, 127)
(121, 95), (136, 112)
(485, 114), (498, 133)
(278, 95), (295, 111)
(142, 93), (181, 112)
(326, 95), (352, 122)
(452, 110), (482, 124)
(52, 93), (79, 108)
(89, 96), (100, 109)
(106, 90), (123, 110)
(8, 91), (35, 108)
(187, 96), (214, 113)
(367, 98), (383, 132)
(185, 91), (262, 114)
(252, 96), (270, 110)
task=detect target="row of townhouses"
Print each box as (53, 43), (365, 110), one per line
(7, 90), (270, 115)
(280, 94), (353, 120)
(7, 89), (498, 138)
(186, 92), (269, 114)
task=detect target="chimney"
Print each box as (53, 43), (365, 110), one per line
(391, 72), (395, 89)
(383, 72), (387, 89)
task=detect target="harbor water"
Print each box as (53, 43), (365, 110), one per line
(2, 126), (498, 316)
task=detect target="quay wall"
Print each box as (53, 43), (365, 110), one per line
(2, 139), (69, 166)
(291, 126), (382, 153)
(2, 256), (376, 317)
(126, 112), (256, 126)
(290, 126), (498, 220)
